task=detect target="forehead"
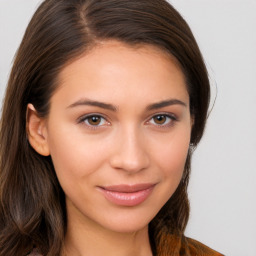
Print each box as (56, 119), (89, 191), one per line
(58, 40), (184, 81)
(53, 40), (188, 108)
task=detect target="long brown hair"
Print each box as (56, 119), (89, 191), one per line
(0, 0), (210, 255)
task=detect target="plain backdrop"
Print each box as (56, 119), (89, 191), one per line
(0, 1), (256, 255)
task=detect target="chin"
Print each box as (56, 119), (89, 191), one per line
(105, 221), (149, 234)
(97, 210), (156, 234)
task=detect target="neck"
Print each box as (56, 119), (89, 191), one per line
(62, 206), (153, 256)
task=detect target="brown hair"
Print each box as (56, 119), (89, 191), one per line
(0, 0), (210, 255)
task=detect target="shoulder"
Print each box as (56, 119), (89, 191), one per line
(182, 236), (224, 256)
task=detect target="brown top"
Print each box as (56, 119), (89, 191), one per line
(185, 237), (224, 256)
(156, 233), (224, 256)
(27, 235), (224, 256)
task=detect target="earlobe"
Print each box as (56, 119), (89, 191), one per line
(26, 103), (50, 156)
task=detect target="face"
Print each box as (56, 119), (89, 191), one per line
(40, 41), (192, 233)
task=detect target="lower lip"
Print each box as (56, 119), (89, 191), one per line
(98, 186), (155, 206)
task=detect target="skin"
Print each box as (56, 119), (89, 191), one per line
(27, 41), (192, 256)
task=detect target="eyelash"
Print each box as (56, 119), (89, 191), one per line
(77, 113), (178, 130)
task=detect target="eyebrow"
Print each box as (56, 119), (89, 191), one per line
(146, 99), (187, 111)
(67, 98), (186, 112)
(67, 99), (117, 112)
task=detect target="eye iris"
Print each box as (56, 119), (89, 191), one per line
(154, 115), (166, 124)
(88, 116), (101, 125)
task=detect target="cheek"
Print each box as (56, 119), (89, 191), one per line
(46, 126), (110, 183)
(152, 128), (190, 182)
(144, 128), (190, 214)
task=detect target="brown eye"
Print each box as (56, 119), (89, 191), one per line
(153, 115), (167, 125)
(87, 116), (102, 126)
(79, 114), (110, 128)
(148, 114), (176, 127)
(84, 116), (106, 126)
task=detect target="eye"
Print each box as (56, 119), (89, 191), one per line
(78, 114), (109, 127)
(148, 114), (177, 127)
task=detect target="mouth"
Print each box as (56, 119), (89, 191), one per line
(97, 183), (156, 207)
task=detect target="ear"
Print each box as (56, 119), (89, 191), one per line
(26, 104), (50, 156)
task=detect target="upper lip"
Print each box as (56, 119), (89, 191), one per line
(99, 183), (156, 193)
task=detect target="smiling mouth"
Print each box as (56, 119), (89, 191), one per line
(97, 183), (156, 206)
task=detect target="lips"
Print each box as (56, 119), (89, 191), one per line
(97, 183), (155, 206)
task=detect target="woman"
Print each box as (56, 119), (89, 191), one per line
(0, 0), (223, 255)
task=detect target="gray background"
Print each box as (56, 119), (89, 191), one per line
(0, 1), (256, 255)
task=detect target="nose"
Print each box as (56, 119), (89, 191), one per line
(109, 127), (150, 173)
